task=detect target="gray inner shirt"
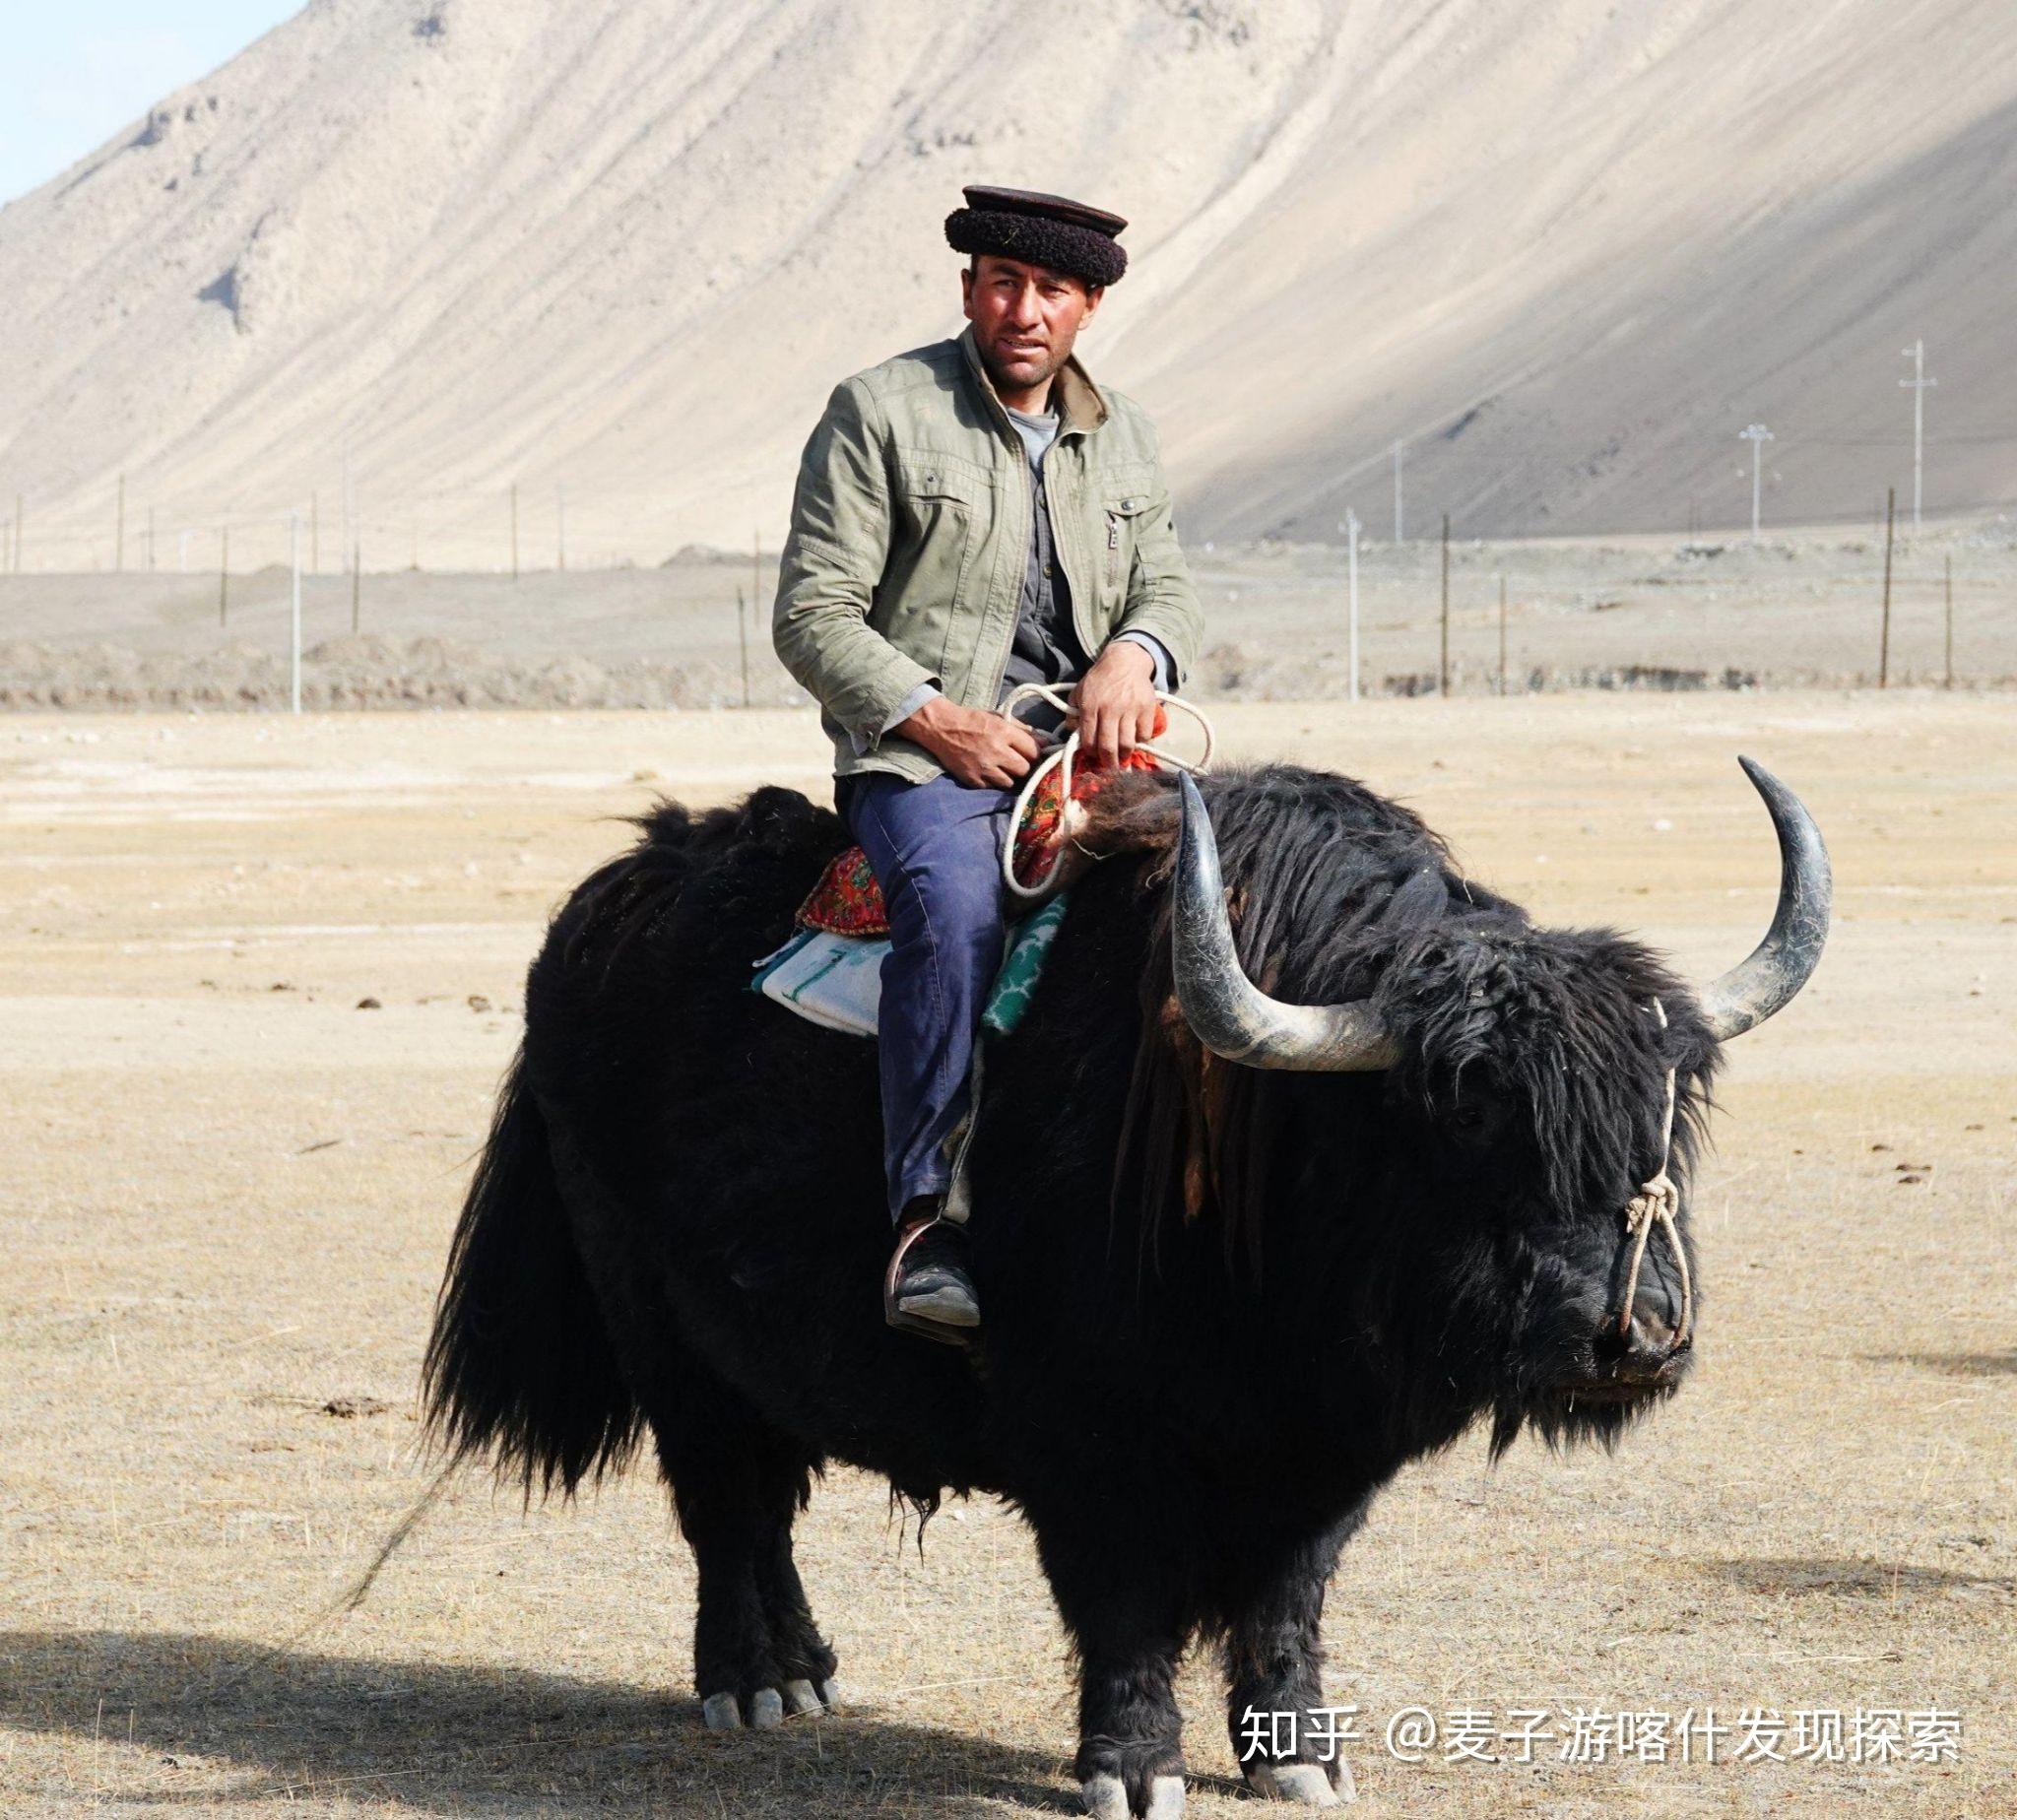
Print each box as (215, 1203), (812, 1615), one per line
(1000, 402), (1090, 693)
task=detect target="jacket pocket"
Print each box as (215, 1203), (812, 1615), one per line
(885, 449), (988, 675)
(1100, 488), (1155, 599)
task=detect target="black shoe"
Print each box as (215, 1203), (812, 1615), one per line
(884, 1208), (980, 1345)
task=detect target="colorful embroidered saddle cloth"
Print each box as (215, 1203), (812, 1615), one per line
(751, 742), (1157, 1039)
(796, 745), (1158, 937)
(750, 891), (1071, 1040)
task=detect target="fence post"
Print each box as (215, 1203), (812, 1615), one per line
(736, 587), (751, 708)
(1497, 573), (1508, 697)
(1439, 513), (1451, 697)
(1346, 510), (1360, 704)
(1879, 487), (1895, 688)
(1943, 554), (1953, 689)
(290, 511), (302, 715)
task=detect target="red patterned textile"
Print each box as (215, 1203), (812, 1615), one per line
(797, 707), (1168, 934)
(798, 842), (889, 936)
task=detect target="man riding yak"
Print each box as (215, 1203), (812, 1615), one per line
(424, 183), (1832, 1817)
(772, 184), (1201, 1344)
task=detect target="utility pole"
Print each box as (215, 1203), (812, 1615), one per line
(736, 588), (751, 708)
(1739, 424), (1773, 542)
(290, 511), (302, 715)
(1879, 486), (1895, 687)
(1439, 512), (1451, 697)
(341, 447), (354, 577)
(1943, 554), (1954, 689)
(1345, 509), (1361, 704)
(1392, 440), (1404, 544)
(1497, 573), (1508, 697)
(146, 505), (156, 572)
(1900, 339), (1935, 533)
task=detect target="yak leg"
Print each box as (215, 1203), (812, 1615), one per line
(1030, 1514), (1190, 1820)
(1220, 1510), (1367, 1805)
(648, 1387), (838, 1729)
(752, 1459), (842, 1716)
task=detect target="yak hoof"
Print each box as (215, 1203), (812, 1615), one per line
(1082, 1772), (1183, 1818)
(700, 1692), (743, 1730)
(817, 1676), (844, 1713)
(748, 1687), (785, 1729)
(782, 1678), (824, 1717)
(1245, 1761), (1345, 1805)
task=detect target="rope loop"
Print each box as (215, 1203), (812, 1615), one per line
(1615, 1000), (1694, 1349)
(998, 685), (1215, 901)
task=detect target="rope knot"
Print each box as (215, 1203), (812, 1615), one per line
(1614, 1000), (1694, 1348)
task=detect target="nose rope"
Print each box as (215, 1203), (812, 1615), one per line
(1616, 1001), (1694, 1350)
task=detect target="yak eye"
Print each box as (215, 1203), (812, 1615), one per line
(1450, 1102), (1490, 1135)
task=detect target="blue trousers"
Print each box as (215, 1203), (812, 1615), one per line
(837, 772), (1016, 1221)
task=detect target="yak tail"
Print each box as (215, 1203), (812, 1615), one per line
(423, 1048), (642, 1500)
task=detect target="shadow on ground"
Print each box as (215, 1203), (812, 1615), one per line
(1701, 1558), (2016, 1601)
(0, 1629), (1080, 1814)
(1866, 1346), (2017, 1379)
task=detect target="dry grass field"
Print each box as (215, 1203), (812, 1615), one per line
(2, 694), (2012, 1816)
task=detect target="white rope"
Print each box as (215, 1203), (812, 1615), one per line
(997, 683), (1216, 901)
(1616, 999), (1694, 1349)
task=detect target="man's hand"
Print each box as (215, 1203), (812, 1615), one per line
(1070, 640), (1159, 768)
(896, 694), (1041, 789)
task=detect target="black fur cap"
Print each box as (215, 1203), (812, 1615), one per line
(945, 183), (1129, 288)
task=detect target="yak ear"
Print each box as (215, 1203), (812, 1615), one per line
(1073, 768), (1181, 859)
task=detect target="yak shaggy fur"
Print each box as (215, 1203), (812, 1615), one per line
(424, 762), (1716, 1812)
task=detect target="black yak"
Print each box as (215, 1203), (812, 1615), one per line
(424, 756), (1829, 1816)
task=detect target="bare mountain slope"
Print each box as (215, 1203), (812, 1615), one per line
(2, 0), (2013, 564)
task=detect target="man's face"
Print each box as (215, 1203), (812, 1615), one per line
(960, 254), (1102, 395)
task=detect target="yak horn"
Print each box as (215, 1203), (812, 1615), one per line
(1171, 772), (1399, 1072)
(1697, 756), (1833, 1040)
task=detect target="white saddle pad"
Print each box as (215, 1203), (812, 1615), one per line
(749, 928), (887, 1037)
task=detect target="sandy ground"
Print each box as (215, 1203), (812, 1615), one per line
(1, 694), (2013, 1817)
(2, 517), (2012, 712)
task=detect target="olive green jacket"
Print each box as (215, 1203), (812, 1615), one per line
(772, 324), (1204, 782)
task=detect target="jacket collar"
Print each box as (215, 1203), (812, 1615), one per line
(956, 322), (1108, 439)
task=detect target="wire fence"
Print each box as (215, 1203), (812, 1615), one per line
(0, 481), (2010, 711)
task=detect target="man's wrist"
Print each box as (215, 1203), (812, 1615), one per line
(895, 692), (960, 754)
(1098, 638), (1156, 679)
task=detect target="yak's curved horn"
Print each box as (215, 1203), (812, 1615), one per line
(1171, 772), (1399, 1072)
(1697, 756), (1833, 1041)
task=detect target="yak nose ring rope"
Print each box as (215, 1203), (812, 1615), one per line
(1616, 999), (1694, 1352)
